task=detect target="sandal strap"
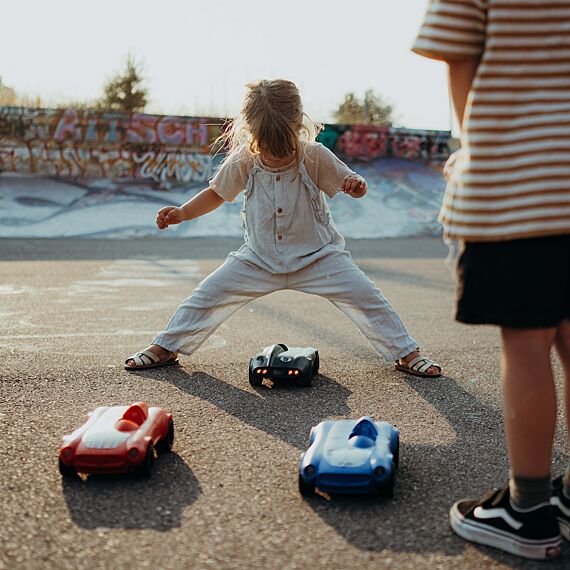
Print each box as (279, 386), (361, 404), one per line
(126, 350), (160, 366)
(407, 355), (438, 374)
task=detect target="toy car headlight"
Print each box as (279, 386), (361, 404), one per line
(304, 465), (316, 477)
(373, 466), (386, 478)
(61, 447), (74, 461)
(128, 448), (140, 460)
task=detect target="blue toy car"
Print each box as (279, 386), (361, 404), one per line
(298, 416), (399, 497)
(249, 344), (319, 387)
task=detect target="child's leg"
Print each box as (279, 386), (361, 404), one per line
(554, 320), (570, 495)
(501, 326), (557, 507)
(150, 256), (283, 356)
(289, 253), (418, 363)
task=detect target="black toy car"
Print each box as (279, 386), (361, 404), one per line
(249, 344), (319, 387)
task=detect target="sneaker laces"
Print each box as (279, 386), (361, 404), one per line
(480, 487), (509, 508)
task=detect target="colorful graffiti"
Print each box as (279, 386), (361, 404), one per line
(0, 107), (222, 184)
(317, 124), (450, 162)
(0, 107), (451, 184)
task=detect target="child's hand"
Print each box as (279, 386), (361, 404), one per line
(443, 149), (461, 182)
(156, 206), (185, 229)
(342, 174), (367, 198)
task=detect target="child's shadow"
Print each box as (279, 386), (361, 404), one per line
(301, 375), (570, 566)
(149, 367), (352, 450)
(62, 453), (200, 531)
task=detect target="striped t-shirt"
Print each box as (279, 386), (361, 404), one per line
(413, 0), (570, 242)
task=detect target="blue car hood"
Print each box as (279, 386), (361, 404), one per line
(321, 423), (375, 468)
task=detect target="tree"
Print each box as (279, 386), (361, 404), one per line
(333, 90), (393, 126)
(97, 55), (148, 113)
(0, 77), (17, 106)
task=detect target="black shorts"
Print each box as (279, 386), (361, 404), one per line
(456, 234), (570, 329)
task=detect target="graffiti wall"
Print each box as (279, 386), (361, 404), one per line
(317, 124), (450, 162)
(0, 107), (221, 184)
(0, 107), (451, 185)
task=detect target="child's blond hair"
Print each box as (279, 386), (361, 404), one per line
(217, 79), (321, 169)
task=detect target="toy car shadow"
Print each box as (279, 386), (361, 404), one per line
(249, 344), (319, 387)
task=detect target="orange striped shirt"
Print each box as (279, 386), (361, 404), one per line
(413, 0), (570, 241)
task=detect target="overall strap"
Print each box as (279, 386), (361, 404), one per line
(243, 161), (262, 199)
(299, 161), (329, 223)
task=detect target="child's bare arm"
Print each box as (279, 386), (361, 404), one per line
(342, 174), (367, 199)
(447, 57), (481, 128)
(156, 187), (225, 230)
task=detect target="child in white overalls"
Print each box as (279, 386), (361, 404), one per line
(125, 79), (441, 378)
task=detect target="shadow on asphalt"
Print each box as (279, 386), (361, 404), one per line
(119, 367), (570, 566)
(61, 453), (200, 531)
(299, 374), (570, 567)
(143, 368), (352, 450)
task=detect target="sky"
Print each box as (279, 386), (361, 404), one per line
(0, 0), (451, 131)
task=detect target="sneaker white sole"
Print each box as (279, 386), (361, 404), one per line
(450, 503), (561, 560)
(558, 517), (570, 541)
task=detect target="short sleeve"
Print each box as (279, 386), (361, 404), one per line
(209, 145), (253, 203)
(304, 142), (355, 199)
(412, 0), (487, 61)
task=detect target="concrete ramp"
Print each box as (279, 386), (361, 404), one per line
(0, 158), (445, 239)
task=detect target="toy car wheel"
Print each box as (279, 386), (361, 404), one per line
(135, 443), (155, 478)
(380, 471), (396, 498)
(249, 369), (262, 387)
(297, 372), (312, 387)
(59, 458), (77, 478)
(393, 441), (400, 470)
(298, 474), (315, 496)
(156, 418), (174, 454)
(313, 352), (319, 375)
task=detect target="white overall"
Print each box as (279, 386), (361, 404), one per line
(153, 155), (417, 362)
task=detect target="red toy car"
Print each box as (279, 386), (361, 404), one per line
(59, 402), (174, 478)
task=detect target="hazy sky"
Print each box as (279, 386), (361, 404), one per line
(1, 0), (451, 130)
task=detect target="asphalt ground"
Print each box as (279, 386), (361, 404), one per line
(1, 237), (568, 570)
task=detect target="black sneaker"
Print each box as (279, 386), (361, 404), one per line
(450, 487), (561, 560)
(551, 477), (570, 540)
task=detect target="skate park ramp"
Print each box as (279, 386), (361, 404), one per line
(0, 159), (445, 239)
(0, 107), (448, 239)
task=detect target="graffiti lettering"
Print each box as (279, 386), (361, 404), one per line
(0, 107), (221, 184)
(54, 110), (82, 142)
(0, 107), (451, 184)
(127, 114), (157, 144)
(134, 152), (212, 183)
(318, 124), (450, 162)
